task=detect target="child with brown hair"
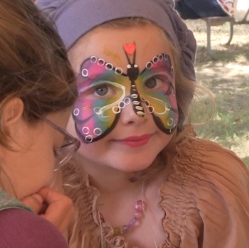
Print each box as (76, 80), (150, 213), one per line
(0, 0), (80, 247)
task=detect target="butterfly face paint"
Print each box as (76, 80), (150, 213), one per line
(73, 43), (179, 143)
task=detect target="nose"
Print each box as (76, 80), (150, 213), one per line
(119, 97), (149, 126)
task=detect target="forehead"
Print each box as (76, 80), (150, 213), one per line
(68, 24), (173, 73)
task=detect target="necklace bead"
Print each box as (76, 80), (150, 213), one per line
(115, 200), (145, 234)
(101, 199), (145, 236)
(135, 200), (145, 212)
(113, 227), (123, 235)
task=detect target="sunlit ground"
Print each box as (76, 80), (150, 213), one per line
(183, 8), (249, 167)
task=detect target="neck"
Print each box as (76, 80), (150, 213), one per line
(0, 151), (16, 197)
(75, 154), (142, 195)
(90, 166), (141, 195)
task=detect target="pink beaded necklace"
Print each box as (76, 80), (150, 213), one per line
(98, 180), (159, 248)
(99, 199), (145, 235)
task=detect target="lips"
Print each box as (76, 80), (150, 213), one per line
(117, 134), (151, 147)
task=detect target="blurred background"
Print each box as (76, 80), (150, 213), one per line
(183, 2), (249, 167)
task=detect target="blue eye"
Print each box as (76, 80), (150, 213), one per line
(94, 85), (108, 96)
(144, 75), (171, 93)
(92, 83), (119, 99)
(145, 78), (157, 89)
(144, 77), (163, 90)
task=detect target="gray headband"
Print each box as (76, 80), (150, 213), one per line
(36, 0), (196, 80)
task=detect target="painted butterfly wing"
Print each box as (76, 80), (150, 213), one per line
(73, 57), (126, 143)
(138, 53), (179, 133)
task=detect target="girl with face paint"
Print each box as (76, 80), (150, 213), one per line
(37, 0), (249, 247)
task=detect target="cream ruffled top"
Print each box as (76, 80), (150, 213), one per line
(60, 127), (249, 248)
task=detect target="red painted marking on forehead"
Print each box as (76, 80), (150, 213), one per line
(123, 43), (136, 55)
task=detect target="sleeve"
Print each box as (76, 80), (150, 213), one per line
(0, 208), (68, 248)
(160, 138), (249, 248)
(195, 143), (249, 248)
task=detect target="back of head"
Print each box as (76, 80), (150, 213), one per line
(0, 0), (77, 123)
(0, 0), (78, 147)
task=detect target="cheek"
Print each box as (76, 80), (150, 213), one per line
(19, 150), (55, 198)
(160, 131), (175, 150)
(36, 134), (56, 184)
(77, 141), (99, 158)
(38, 149), (55, 178)
(76, 137), (108, 164)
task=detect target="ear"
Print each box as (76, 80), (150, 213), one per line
(2, 97), (24, 128)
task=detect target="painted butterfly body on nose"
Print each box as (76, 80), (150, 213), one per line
(123, 44), (145, 117)
(74, 43), (178, 143)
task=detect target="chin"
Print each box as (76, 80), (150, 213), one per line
(115, 160), (153, 173)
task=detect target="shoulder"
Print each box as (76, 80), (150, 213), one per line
(176, 136), (249, 185)
(159, 134), (249, 247)
(0, 208), (68, 248)
(170, 135), (249, 197)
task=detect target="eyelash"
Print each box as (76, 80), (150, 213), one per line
(93, 84), (116, 98)
(144, 75), (170, 90)
(80, 74), (172, 99)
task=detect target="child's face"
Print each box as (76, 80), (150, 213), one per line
(67, 24), (178, 172)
